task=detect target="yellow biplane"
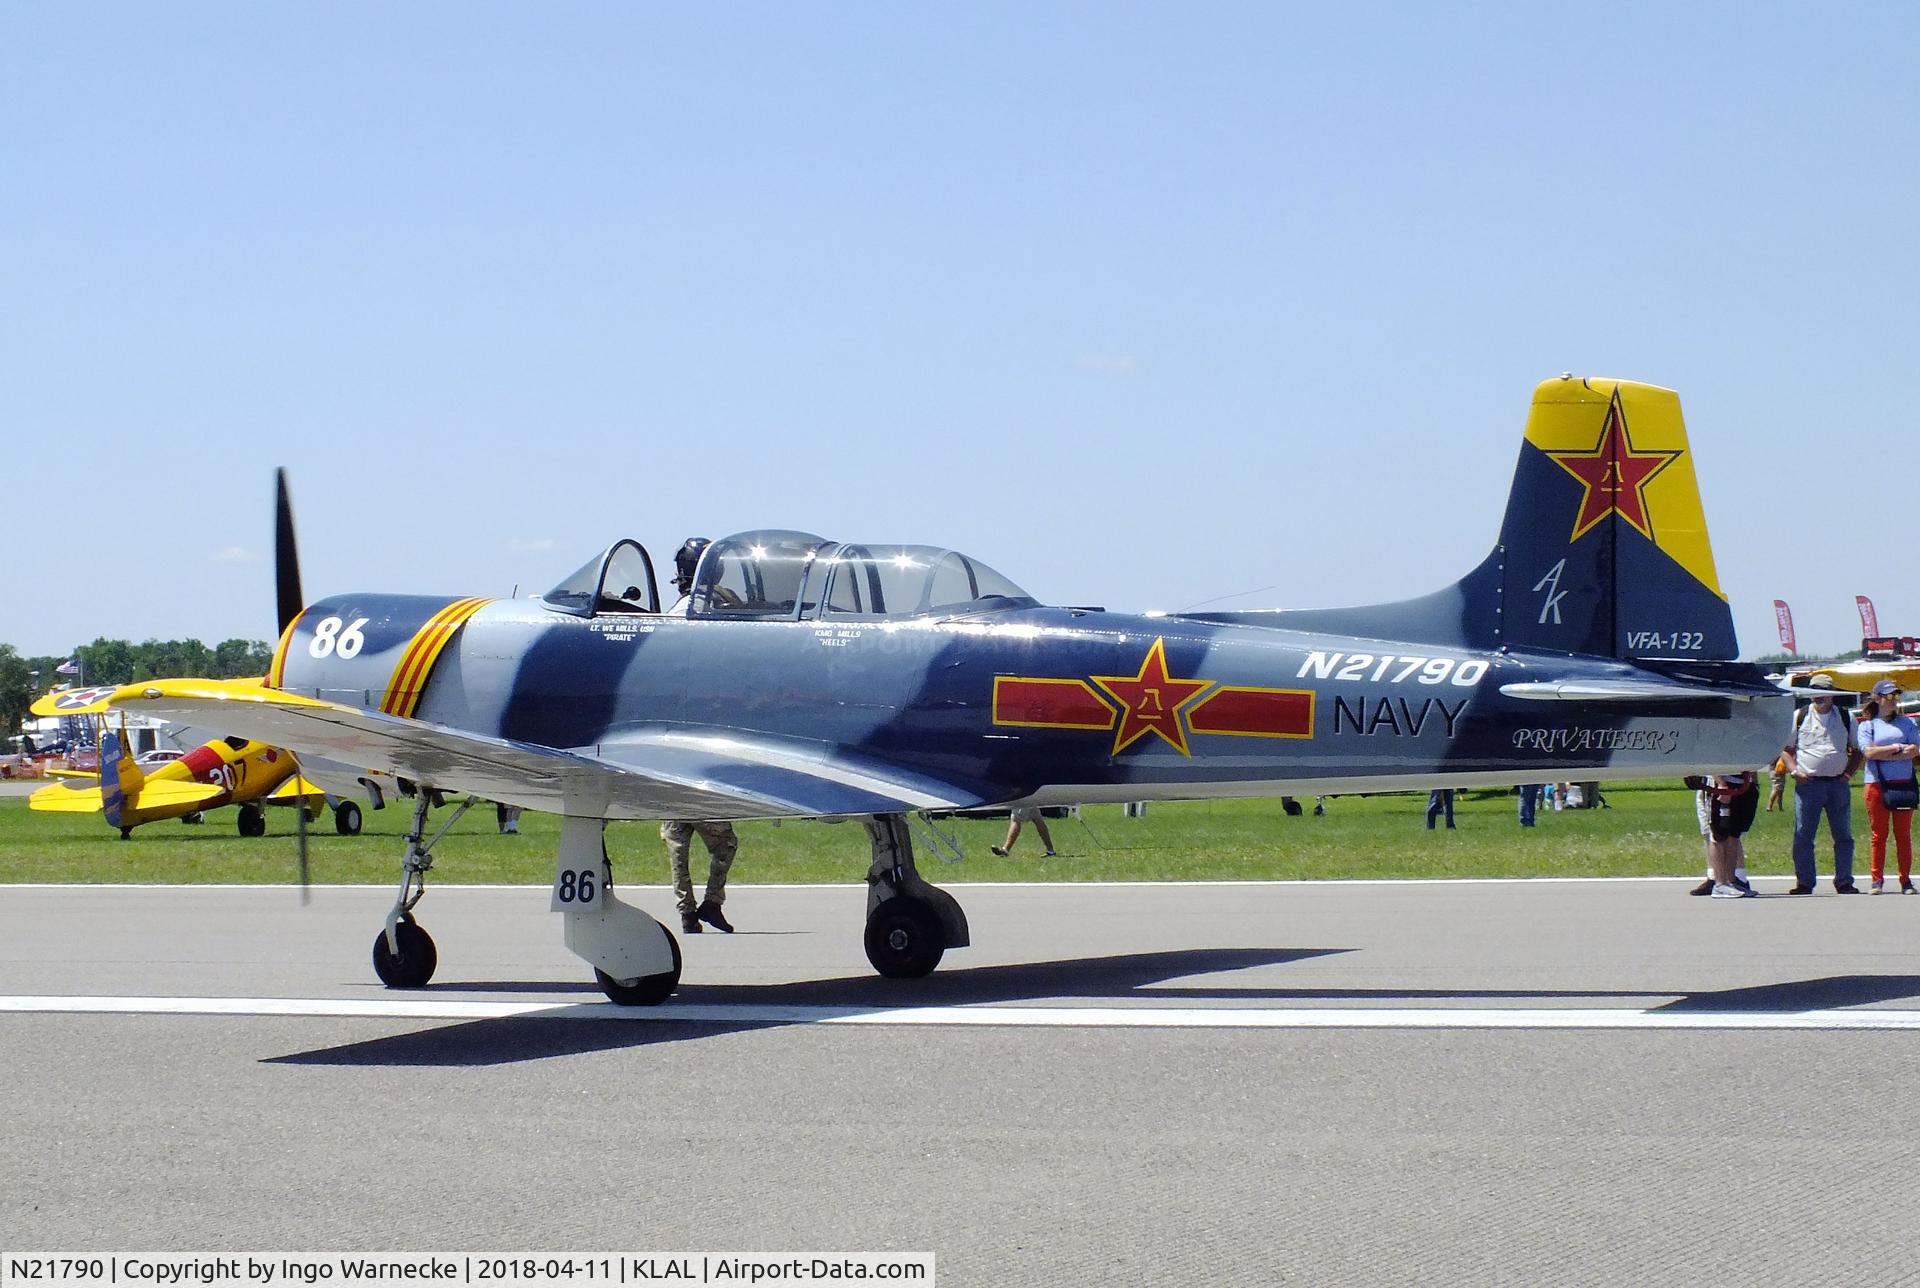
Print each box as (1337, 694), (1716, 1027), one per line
(28, 688), (325, 838)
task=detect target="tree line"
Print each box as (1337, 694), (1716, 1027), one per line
(0, 638), (274, 736)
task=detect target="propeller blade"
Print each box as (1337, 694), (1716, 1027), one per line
(295, 765), (311, 906)
(275, 468), (304, 638)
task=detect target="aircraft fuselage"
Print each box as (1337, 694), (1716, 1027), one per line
(279, 595), (1783, 816)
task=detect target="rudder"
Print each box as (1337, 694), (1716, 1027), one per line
(98, 726), (145, 830)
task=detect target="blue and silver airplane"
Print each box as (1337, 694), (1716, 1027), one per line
(102, 376), (1786, 1003)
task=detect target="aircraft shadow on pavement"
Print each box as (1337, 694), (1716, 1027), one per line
(1651, 974), (1920, 1012)
(263, 956), (1920, 1069)
(266, 945), (1349, 1067)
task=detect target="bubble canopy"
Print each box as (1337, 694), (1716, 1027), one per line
(687, 530), (1038, 621)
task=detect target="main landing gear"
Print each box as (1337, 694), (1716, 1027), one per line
(366, 799), (682, 1006)
(555, 815), (681, 1005)
(361, 802), (962, 997)
(862, 814), (968, 978)
(370, 792), (464, 989)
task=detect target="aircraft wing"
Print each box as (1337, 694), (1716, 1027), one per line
(102, 680), (988, 820)
(28, 778), (225, 814)
(31, 685), (142, 717)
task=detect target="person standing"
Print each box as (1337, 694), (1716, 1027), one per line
(661, 819), (739, 932)
(1857, 679), (1920, 894)
(1425, 788), (1455, 829)
(1517, 783), (1541, 827)
(1704, 772), (1760, 897)
(1781, 675), (1859, 893)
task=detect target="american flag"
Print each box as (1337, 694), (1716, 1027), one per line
(54, 659), (78, 676)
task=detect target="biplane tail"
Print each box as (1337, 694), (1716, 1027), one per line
(97, 726), (145, 830)
(1192, 376), (1740, 661)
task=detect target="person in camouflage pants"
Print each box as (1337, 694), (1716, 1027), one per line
(661, 819), (738, 933)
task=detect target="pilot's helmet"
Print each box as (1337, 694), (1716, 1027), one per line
(674, 537), (711, 595)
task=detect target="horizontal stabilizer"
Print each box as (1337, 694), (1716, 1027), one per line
(264, 774), (325, 804)
(29, 778), (224, 814)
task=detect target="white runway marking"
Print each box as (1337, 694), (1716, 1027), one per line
(4, 994), (1920, 1032)
(0, 875), (1801, 890)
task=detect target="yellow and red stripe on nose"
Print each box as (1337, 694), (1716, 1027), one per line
(380, 597), (493, 718)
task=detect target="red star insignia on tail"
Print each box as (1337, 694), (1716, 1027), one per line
(1546, 389), (1681, 542)
(1090, 638), (1212, 756)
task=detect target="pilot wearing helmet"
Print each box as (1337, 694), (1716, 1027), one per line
(664, 537), (710, 615)
(658, 535), (741, 934)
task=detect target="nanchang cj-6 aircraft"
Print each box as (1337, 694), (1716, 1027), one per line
(97, 376), (1787, 1003)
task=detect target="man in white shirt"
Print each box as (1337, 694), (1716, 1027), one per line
(1782, 675), (1859, 894)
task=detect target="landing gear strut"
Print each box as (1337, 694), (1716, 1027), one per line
(369, 793), (476, 989)
(862, 814), (968, 978)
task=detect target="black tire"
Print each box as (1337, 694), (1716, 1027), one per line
(334, 800), (363, 836)
(864, 897), (947, 978)
(371, 916), (437, 989)
(594, 928), (681, 1005)
(237, 806), (266, 838)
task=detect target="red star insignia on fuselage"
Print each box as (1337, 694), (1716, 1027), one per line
(1546, 389), (1681, 543)
(1090, 637), (1212, 756)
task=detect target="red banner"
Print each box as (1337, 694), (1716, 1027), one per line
(1772, 600), (1796, 655)
(1858, 595), (1881, 639)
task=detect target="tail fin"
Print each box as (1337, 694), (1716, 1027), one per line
(1486, 376), (1735, 659)
(1190, 376), (1740, 660)
(98, 726), (145, 829)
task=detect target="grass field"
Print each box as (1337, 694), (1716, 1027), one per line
(0, 781), (1842, 885)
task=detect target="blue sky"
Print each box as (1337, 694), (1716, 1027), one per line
(4, 3), (1915, 659)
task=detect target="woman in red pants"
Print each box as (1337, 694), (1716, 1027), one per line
(1857, 679), (1920, 893)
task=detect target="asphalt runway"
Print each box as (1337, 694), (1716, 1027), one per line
(5, 878), (1920, 1286)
